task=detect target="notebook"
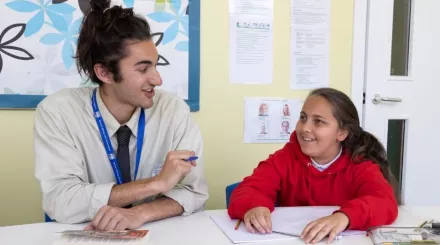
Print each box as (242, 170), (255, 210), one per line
(210, 206), (365, 244)
(209, 212), (294, 244)
(271, 206), (365, 237)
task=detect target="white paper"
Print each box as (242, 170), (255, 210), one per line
(229, 0), (274, 18)
(271, 206), (366, 237)
(209, 207), (365, 244)
(290, 0), (330, 90)
(230, 17), (273, 84)
(209, 213), (293, 244)
(244, 98), (303, 143)
(229, 0), (274, 84)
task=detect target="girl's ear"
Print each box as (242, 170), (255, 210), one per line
(337, 128), (349, 142)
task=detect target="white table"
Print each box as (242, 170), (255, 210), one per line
(403, 206), (440, 222)
(0, 208), (425, 245)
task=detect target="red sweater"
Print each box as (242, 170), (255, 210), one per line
(228, 131), (398, 230)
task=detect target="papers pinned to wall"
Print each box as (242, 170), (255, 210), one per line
(244, 97), (303, 143)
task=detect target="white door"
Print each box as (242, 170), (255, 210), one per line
(361, 0), (440, 205)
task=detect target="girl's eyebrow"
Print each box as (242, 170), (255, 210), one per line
(301, 111), (328, 120)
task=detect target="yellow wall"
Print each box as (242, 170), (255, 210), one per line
(0, 0), (354, 226)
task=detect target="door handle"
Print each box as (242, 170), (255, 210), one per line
(372, 94), (402, 104)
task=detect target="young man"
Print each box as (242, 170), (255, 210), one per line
(33, 0), (208, 231)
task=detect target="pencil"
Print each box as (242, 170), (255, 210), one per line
(235, 219), (242, 230)
(420, 220), (428, 227)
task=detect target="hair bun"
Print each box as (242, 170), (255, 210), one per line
(90, 0), (111, 13)
(107, 6), (134, 18)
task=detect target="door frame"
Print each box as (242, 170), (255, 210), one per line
(350, 0), (368, 127)
(350, 0), (410, 204)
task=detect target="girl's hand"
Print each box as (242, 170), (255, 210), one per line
(243, 207), (272, 234)
(301, 212), (350, 244)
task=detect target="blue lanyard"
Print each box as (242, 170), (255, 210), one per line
(91, 88), (145, 185)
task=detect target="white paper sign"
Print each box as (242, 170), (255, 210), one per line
(244, 97), (303, 143)
(290, 0), (330, 90)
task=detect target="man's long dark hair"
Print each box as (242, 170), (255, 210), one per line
(75, 0), (152, 84)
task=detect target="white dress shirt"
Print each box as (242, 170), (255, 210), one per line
(34, 87), (208, 223)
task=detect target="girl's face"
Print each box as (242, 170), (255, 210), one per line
(283, 105), (289, 113)
(295, 95), (348, 163)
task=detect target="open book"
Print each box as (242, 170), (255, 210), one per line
(53, 230), (150, 245)
(209, 212), (294, 244)
(210, 206), (365, 244)
(271, 206), (365, 237)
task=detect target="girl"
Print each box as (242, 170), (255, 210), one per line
(228, 88), (399, 244)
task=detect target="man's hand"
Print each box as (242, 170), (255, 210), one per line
(84, 206), (144, 231)
(154, 150), (196, 192)
(301, 212), (350, 244)
(243, 207), (272, 234)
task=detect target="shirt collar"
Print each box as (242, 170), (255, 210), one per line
(311, 147), (342, 170)
(125, 107), (141, 138)
(96, 87), (141, 137)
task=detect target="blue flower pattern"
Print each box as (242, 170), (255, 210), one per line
(6, 0), (77, 68)
(5, 0), (187, 69)
(2, 0), (189, 89)
(39, 17), (81, 68)
(6, 0), (75, 37)
(123, 0), (134, 8)
(147, 0), (189, 52)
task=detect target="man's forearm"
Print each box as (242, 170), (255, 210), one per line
(133, 196), (184, 223)
(108, 177), (164, 207)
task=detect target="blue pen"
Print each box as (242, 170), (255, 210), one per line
(185, 156), (198, 162)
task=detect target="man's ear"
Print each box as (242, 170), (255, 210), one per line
(94, 64), (113, 84)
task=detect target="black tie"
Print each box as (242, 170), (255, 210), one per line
(116, 125), (132, 184)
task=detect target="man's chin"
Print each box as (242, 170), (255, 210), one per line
(138, 99), (154, 109)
